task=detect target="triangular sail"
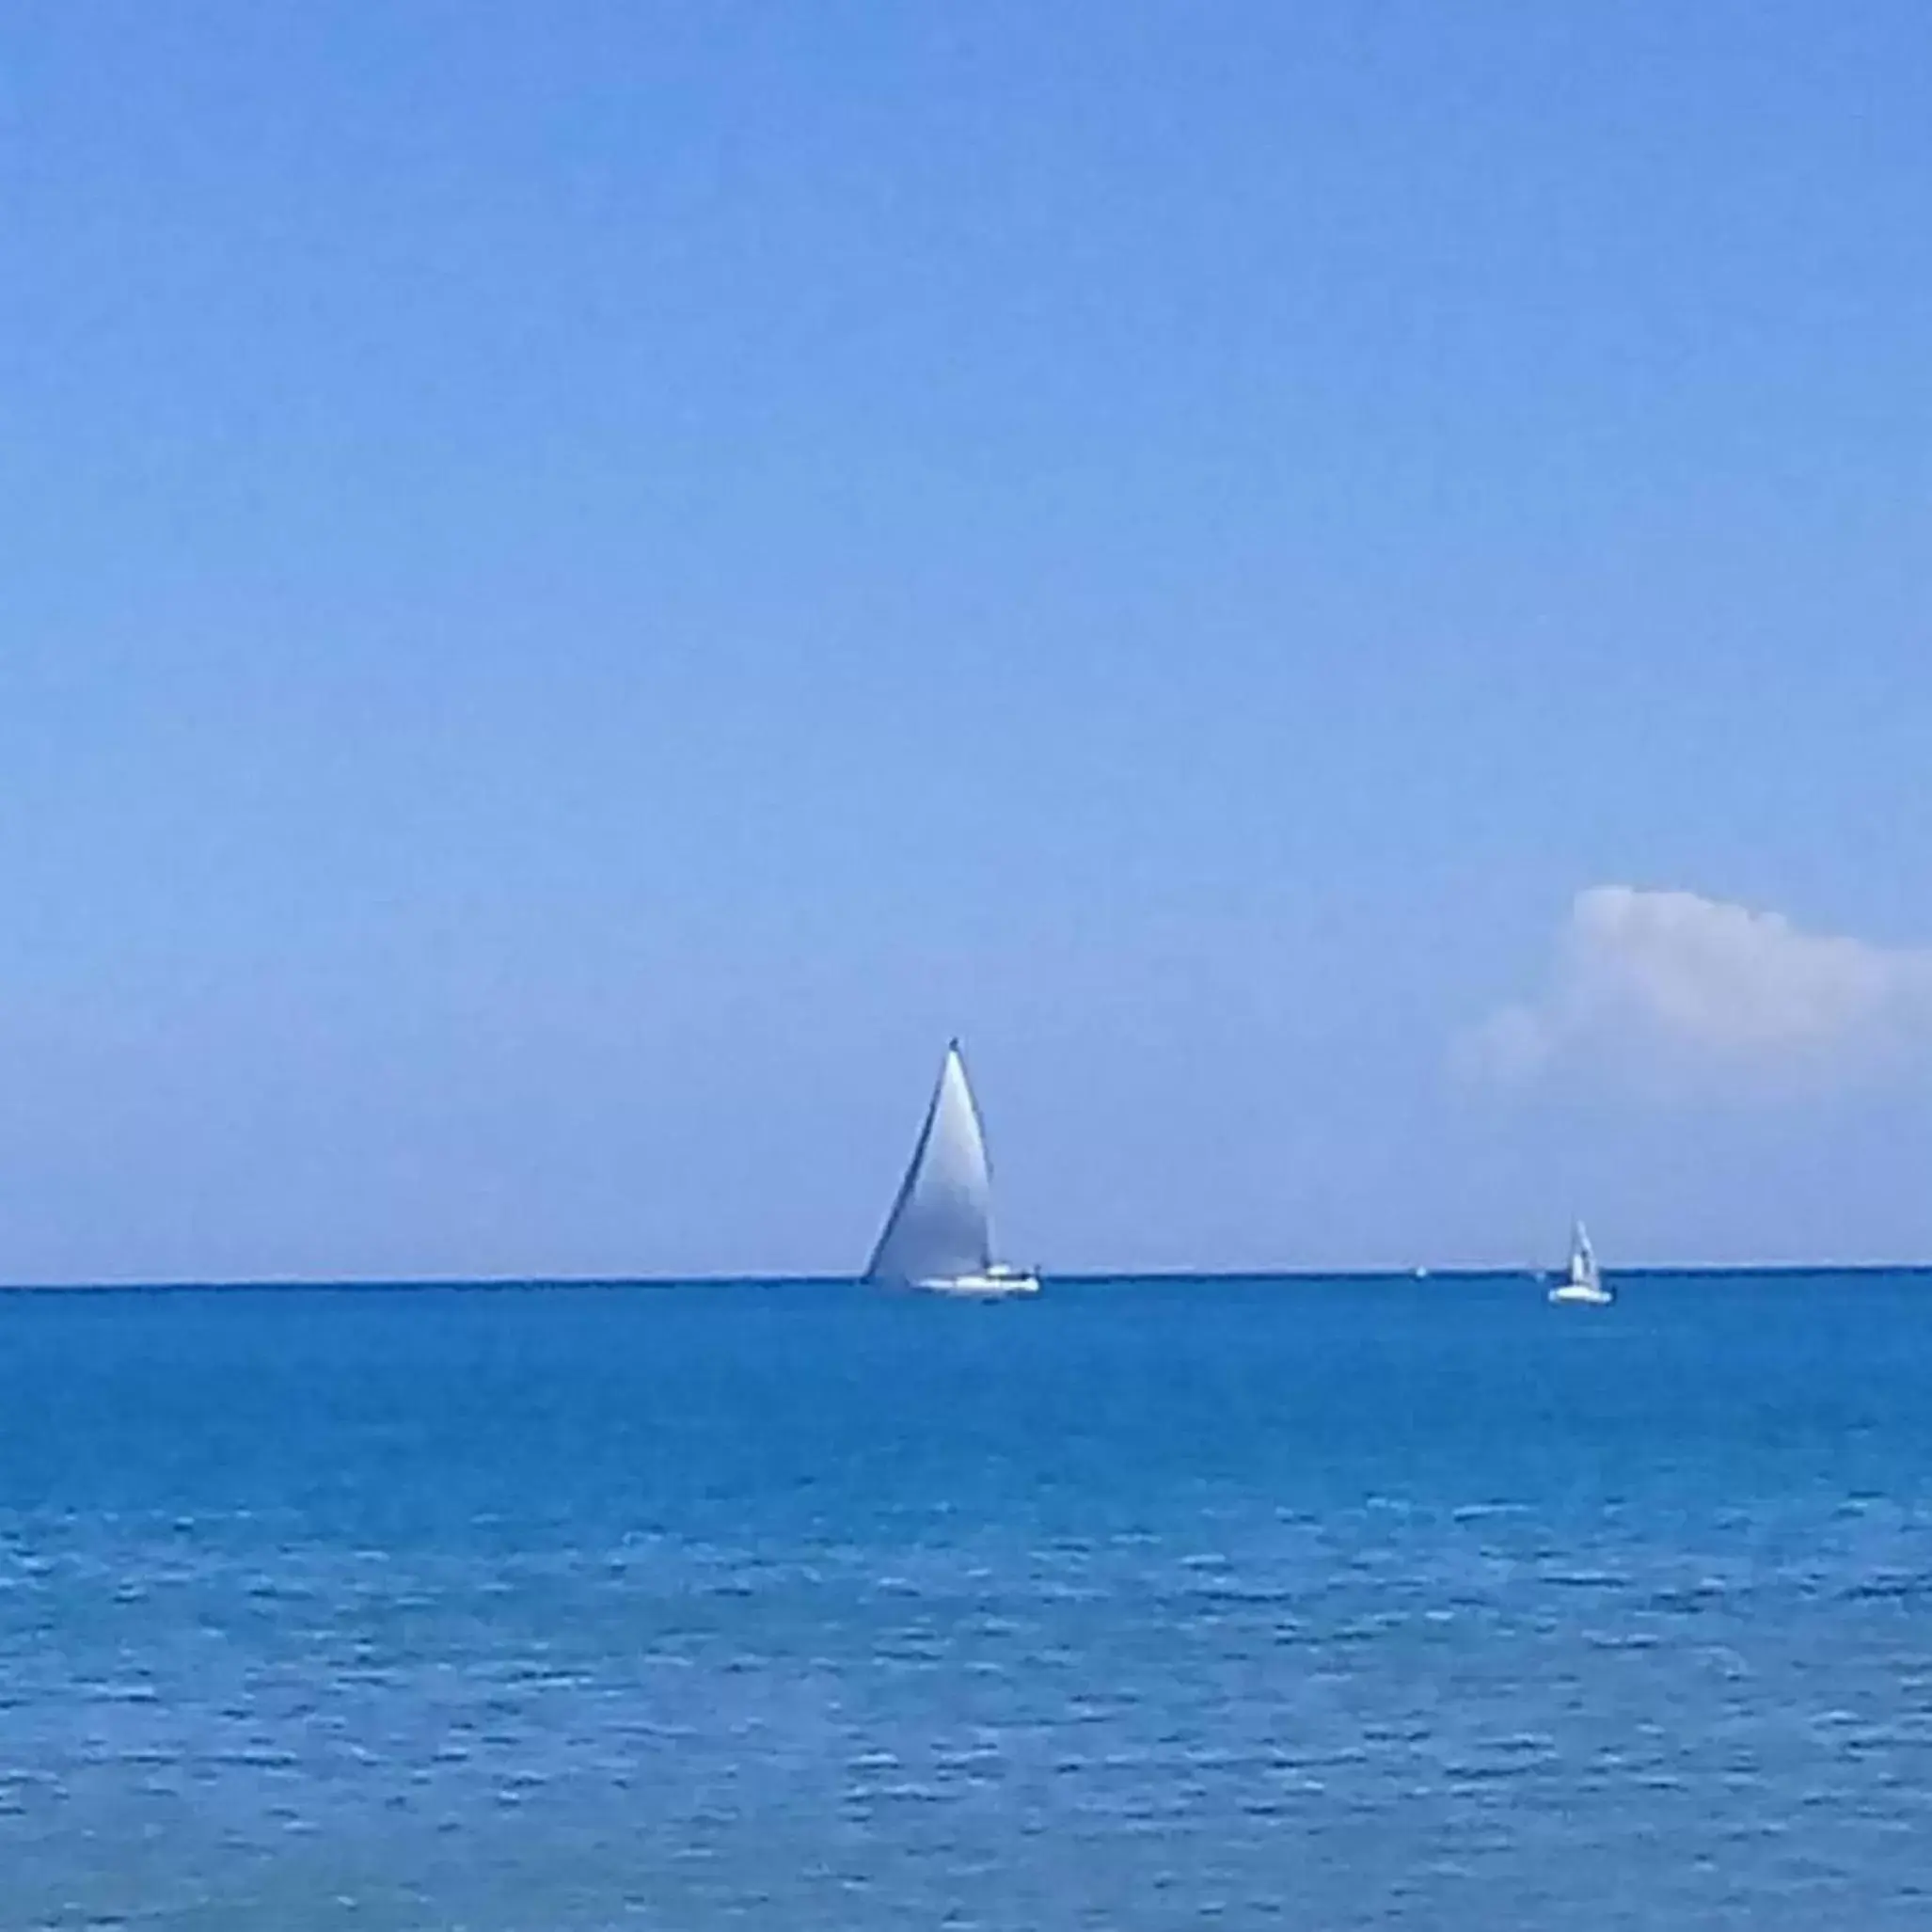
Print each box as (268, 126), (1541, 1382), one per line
(1569, 1221), (1598, 1289)
(866, 1042), (995, 1285)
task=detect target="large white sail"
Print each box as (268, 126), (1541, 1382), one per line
(867, 1042), (993, 1284)
(866, 1042), (1036, 1293)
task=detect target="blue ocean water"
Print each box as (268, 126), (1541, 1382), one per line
(3, 1275), (1930, 1929)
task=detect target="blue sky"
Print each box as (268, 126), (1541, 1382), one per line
(3, 3), (1929, 1279)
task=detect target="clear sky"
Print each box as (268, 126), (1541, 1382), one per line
(4, 3), (1929, 1281)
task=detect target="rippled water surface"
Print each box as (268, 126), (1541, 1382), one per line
(3, 1274), (1931, 1928)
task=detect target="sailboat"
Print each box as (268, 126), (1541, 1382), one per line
(1547, 1220), (1612, 1306)
(865, 1040), (1040, 1296)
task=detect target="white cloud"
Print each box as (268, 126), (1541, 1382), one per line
(1463, 886), (1932, 1093)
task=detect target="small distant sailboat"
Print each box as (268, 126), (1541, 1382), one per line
(1547, 1220), (1612, 1306)
(866, 1040), (1039, 1297)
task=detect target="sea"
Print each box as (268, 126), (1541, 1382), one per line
(2, 1272), (1929, 1930)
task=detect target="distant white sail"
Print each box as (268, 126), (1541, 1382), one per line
(866, 1042), (1037, 1296)
(1569, 1222), (1597, 1289)
(1548, 1219), (1612, 1306)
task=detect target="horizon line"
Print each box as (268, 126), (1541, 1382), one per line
(4, 1261), (1932, 1293)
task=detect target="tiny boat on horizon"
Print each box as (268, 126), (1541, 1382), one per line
(1548, 1221), (1612, 1306)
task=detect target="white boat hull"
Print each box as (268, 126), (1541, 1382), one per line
(1548, 1283), (1612, 1306)
(911, 1270), (1041, 1298)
